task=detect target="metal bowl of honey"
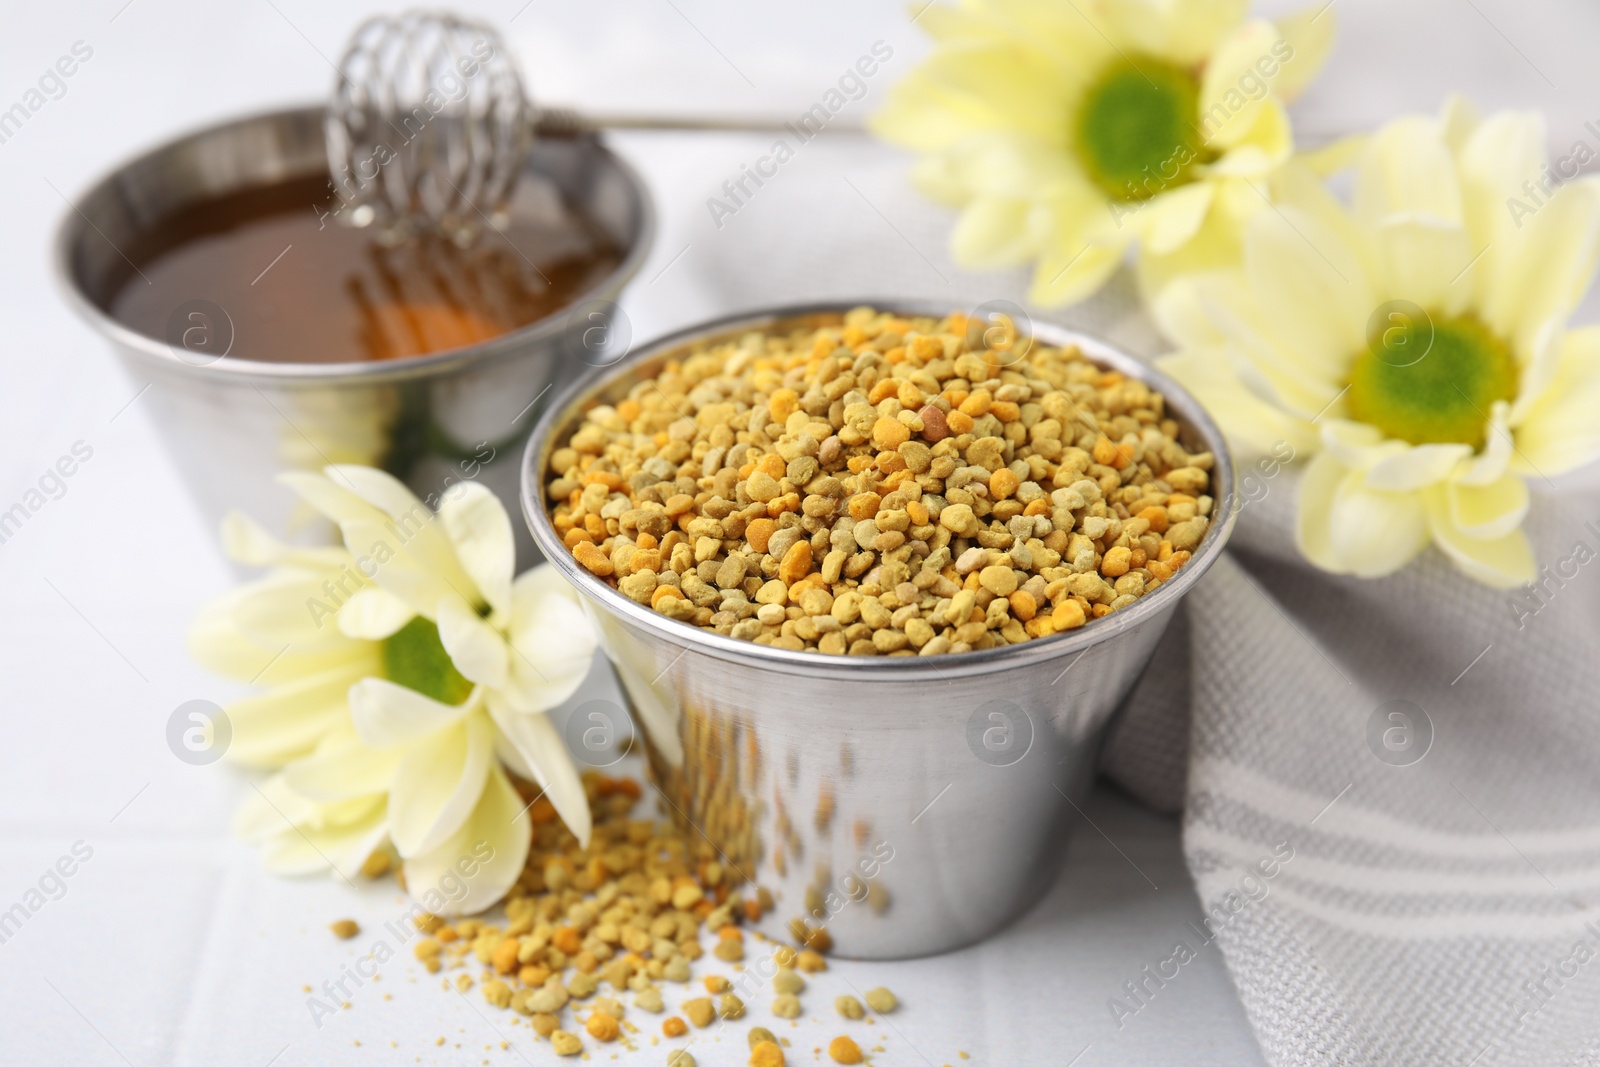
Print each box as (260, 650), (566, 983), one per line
(56, 104), (652, 560)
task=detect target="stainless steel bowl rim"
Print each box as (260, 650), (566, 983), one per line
(53, 103), (657, 388)
(523, 298), (1236, 682)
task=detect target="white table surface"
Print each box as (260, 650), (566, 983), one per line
(5, 1), (1597, 1063)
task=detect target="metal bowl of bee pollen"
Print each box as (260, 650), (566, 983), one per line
(522, 301), (1235, 959)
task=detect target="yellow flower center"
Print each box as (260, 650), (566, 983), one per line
(1346, 314), (1519, 449)
(382, 616), (474, 705)
(1073, 57), (1207, 202)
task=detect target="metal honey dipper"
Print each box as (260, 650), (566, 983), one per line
(326, 9), (852, 243)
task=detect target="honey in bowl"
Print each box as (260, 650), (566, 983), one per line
(109, 175), (623, 364)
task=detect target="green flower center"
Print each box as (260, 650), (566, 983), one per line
(1346, 314), (1519, 449)
(382, 617), (474, 705)
(1074, 57), (1206, 202)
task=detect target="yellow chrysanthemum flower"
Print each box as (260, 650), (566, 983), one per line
(191, 467), (597, 913)
(871, 0), (1335, 305)
(1156, 99), (1600, 587)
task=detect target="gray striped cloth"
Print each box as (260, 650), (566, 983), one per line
(680, 147), (1600, 1066)
(1104, 469), (1600, 1067)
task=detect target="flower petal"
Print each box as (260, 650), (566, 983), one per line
(984, 0), (1117, 69)
(436, 594), (509, 690)
(225, 654), (379, 767)
(234, 773), (316, 842)
(870, 43), (1076, 152)
(1509, 319), (1567, 428)
(235, 774), (385, 877)
(388, 713), (494, 857)
(400, 763), (531, 916)
(1318, 418), (1388, 457)
(189, 589), (372, 684)
(1243, 203), (1374, 381)
(438, 482), (515, 618)
(1438, 95), (1481, 154)
(278, 470), (386, 527)
(1489, 178), (1600, 360)
(504, 566), (599, 711)
(258, 798), (387, 879)
(221, 510), (289, 565)
(950, 195), (1040, 267)
(283, 737), (405, 802)
(1199, 21), (1284, 150)
(1513, 326), (1600, 476)
(1325, 476), (1431, 578)
(1459, 401), (1515, 486)
(1299, 134), (1367, 177)
(188, 603), (278, 680)
(1189, 269), (1346, 417)
(1446, 471), (1530, 541)
(1136, 182), (1215, 256)
(220, 511), (350, 570)
(348, 677), (476, 749)
(325, 465), (429, 521)
(1151, 274), (1226, 348)
(915, 2), (1003, 46)
(1455, 109), (1547, 320)
(911, 131), (1078, 203)
(910, 44), (1075, 145)
(1317, 420), (1423, 482)
(1426, 486), (1536, 587)
(1137, 186), (1251, 301)
(1363, 442), (1472, 492)
(1108, 0), (1250, 66)
(1157, 346), (1319, 457)
(486, 695), (592, 848)
(872, 73), (1005, 155)
(336, 585), (415, 640)
(1293, 432), (1345, 573)
(325, 465), (483, 610)
(1353, 114), (1462, 227)
(1027, 238), (1124, 306)
(338, 517), (463, 621)
(1267, 158), (1381, 276)
(325, 816), (391, 883)
(1271, 3), (1338, 101)
(223, 569), (366, 650)
(1296, 451), (1430, 578)
(1370, 217), (1476, 316)
(1203, 98), (1292, 178)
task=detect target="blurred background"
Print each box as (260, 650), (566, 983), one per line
(4, 1), (1598, 1063)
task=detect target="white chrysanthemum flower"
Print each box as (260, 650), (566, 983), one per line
(871, 0), (1335, 305)
(1156, 100), (1600, 587)
(192, 467), (597, 912)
